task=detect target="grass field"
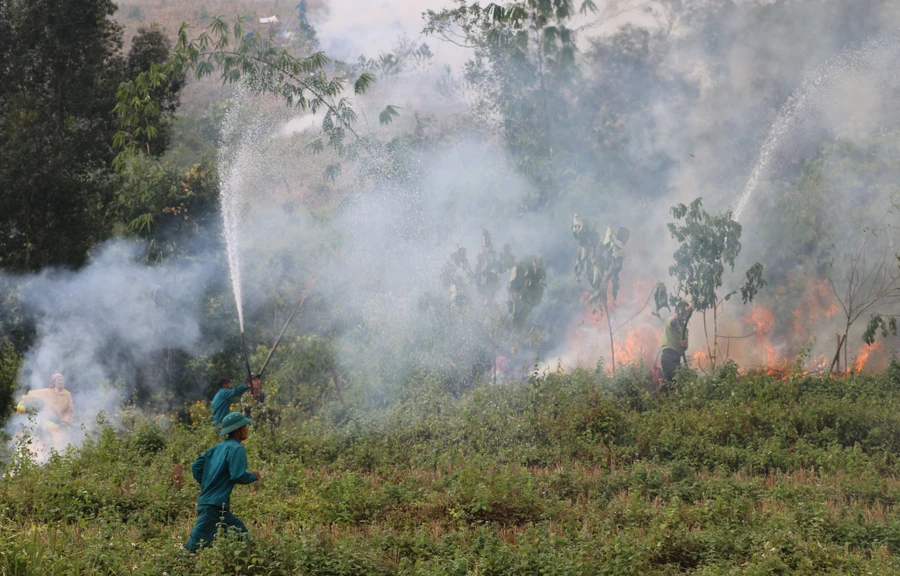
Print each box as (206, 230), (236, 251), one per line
(3, 363), (900, 574)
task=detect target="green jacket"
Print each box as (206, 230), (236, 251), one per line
(211, 385), (249, 424)
(662, 315), (689, 354)
(191, 438), (257, 508)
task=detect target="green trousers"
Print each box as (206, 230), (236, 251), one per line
(661, 348), (682, 382)
(184, 504), (249, 551)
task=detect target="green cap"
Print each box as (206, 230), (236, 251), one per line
(220, 412), (252, 436)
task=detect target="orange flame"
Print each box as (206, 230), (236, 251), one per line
(692, 348), (708, 370)
(744, 305), (780, 365)
(558, 271), (876, 378)
(561, 278), (664, 374)
(810, 354), (831, 373)
(790, 278), (839, 337)
(615, 325), (660, 368)
(854, 342), (885, 372)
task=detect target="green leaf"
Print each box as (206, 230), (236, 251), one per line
(308, 139), (324, 154)
(379, 104), (402, 125)
(354, 72), (376, 95)
(128, 213), (154, 233)
(653, 283), (669, 313)
(323, 163), (342, 183)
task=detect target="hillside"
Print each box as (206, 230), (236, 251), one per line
(115, 0), (328, 114)
(116, 0), (327, 42)
(3, 366), (900, 574)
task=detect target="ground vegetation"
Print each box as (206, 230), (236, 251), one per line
(4, 365), (900, 573)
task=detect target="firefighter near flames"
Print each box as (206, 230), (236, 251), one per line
(660, 304), (693, 382)
(654, 199), (766, 375)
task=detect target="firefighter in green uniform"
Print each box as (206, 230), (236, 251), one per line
(184, 412), (261, 551)
(661, 305), (692, 382)
(211, 377), (249, 425)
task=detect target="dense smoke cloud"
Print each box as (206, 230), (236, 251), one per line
(635, 1), (900, 207)
(4, 242), (224, 454)
(530, 1), (900, 370)
(219, 87), (550, 388)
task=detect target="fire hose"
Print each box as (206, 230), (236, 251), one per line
(255, 272), (322, 382)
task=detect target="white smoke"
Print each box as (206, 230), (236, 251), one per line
(4, 242), (219, 458)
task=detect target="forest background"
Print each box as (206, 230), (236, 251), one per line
(4, 0), (900, 572)
(3, 0), (900, 418)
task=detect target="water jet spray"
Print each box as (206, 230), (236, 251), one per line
(240, 331), (253, 382)
(734, 36), (900, 221)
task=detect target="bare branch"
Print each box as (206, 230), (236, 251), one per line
(611, 286), (654, 337)
(826, 274), (849, 318)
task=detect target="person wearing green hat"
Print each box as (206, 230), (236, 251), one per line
(184, 412), (261, 552)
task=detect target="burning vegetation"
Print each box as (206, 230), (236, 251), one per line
(563, 268), (894, 379)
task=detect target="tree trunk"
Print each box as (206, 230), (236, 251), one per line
(492, 331), (497, 386)
(604, 302), (616, 376)
(829, 333), (845, 375)
(829, 326), (850, 376)
(329, 365), (345, 407)
(844, 328), (849, 376)
(712, 304), (718, 373)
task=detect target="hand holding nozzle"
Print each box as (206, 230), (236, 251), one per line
(247, 374), (262, 401)
(15, 401), (38, 416)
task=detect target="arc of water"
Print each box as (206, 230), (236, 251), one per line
(733, 37), (899, 221)
(733, 76), (825, 221)
(218, 85), (260, 335)
(221, 154), (246, 332)
(734, 92), (809, 220)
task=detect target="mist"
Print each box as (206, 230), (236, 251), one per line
(3, 241), (229, 457)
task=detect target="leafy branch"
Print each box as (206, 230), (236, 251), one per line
(828, 209), (900, 370)
(429, 229), (546, 383)
(115, 16), (397, 171)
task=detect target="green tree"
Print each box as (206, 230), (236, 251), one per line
(428, 229), (546, 384)
(126, 24), (186, 156)
(116, 160), (220, 262)
(0, 0), (126, 270)
(659, 198), (766, 372)
(424, 0), (596, 204)
(832, 214), (900, 369)
(114, 16), (397, 178)
(356, 37), (434, 78)
(0, 338), (22, 419)
(572, 212), (630, 374)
